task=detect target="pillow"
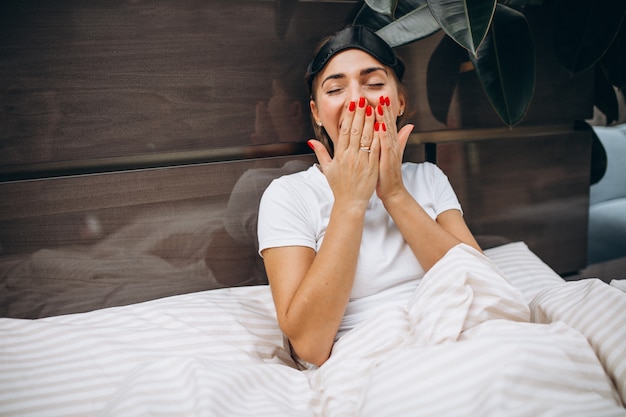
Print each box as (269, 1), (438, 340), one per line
(484, 241), (564, 303)
(43, 285), (293, 366)
(611, 280), (626, 292)
(530, 279), (626, 406)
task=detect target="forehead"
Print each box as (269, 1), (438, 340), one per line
(320, 48), (387, 77)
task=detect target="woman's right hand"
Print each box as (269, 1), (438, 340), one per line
(308, 97), (379, 209)
(266, 98), (379, 366)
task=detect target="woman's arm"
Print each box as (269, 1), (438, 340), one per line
(262, 201), (365, 366)
(375, 99), (480, 271)
(262, 100), (378, 366)
(437, 209), (481, 252)
(383, 192), (481, 271)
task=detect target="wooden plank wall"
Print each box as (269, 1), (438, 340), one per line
(0, 1), (358, 178)
(434, 130), (592, 274)
(0, 1), (595, 275)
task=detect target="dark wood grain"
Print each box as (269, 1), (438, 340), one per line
(1, 1), (594, 177)
(0, 0), (596, 284)
(436, 128), (592, 274)
(0, 154), (317, 252)
(0, 1), (356, 171)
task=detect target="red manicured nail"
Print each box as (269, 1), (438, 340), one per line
(377, 105), (384, 116)
(379, 96), (385, 106)
(385, 96), (391, 106)
(366, 105), (373, 117)
(374, 122), (380, 131)
(349, 101), (356, 112)
(359, 97), (366, 108)
(307, 140), (315, 150)
(381, 122), (387, 132)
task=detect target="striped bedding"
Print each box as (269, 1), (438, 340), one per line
(1, 242), (625, 417)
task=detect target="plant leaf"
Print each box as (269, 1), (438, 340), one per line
(600, 17), (626, 89)
(376, 4), (441, 46)
(364, 0), (398, 17)
(427, 0), (496, 56)
(354, 0), (440, 47)
(499, 0), (544, 6)
(552, 0), (626, 74)
(426, 35), (468, 124)
(355, 0), (427, 30)
(470, 4), (535, 127)
(594, 65), (619, 124)
(354, 2), (395, 32)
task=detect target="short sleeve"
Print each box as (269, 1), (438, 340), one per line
(429, 163), (463, 216)
(257, 176), (318, 256)
(401, 162), (462, 219)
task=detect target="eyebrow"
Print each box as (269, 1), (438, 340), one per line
(320, 66), (388, 89)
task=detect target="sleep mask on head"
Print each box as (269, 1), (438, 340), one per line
(306, 26), (405, 94)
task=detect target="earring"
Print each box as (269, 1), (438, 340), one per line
(316, 120), (322, 126)
(399, 110), (404, 116)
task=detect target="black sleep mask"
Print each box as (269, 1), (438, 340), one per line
(306, 26), (405, 95)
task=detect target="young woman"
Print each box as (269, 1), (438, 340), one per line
(258, 26), (480, 367)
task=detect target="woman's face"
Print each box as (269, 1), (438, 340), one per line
(310, 48), (405, 147)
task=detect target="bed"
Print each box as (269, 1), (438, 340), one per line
(3, 1), (623, 415)
(1, 240), (626, 416)
(1, 151), (626, 417)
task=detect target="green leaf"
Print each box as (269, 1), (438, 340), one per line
(426, 36), (469, 124)
(600, 18), (626, 89)
(594, 65), (619, 125)
(552, 0), (626, 74)
(364, 0), (398, 17)
(354, 2), (394, 32)
(354, 0), (440, 47)
(470, 4), (535, 126)
(427, 0), (497, 56)
(376, 4), (441, 47)
(500, 0), (544, 6)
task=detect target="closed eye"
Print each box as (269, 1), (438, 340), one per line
(325, 86), (343, 95)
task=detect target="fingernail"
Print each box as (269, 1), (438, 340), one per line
(377, 105), (384, 116)
(307, 140), (315, 150)
(381, 122), (387, 132)
(374, 122), (380, 132)
(385, 96), (391, 107)
(359, 97), (366, 108)
(349, 101), (356, 112)
(366, 105), (373, 117)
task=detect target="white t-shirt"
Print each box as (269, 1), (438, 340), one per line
(257, 162), (462, 337)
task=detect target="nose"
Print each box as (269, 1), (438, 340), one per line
(346, 80), (362, 103)
(346, 82), (380, 108)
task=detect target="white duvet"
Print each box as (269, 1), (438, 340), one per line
(1, 243), (625, 417)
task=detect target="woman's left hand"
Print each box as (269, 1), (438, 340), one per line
(374, 96), (414, 202)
